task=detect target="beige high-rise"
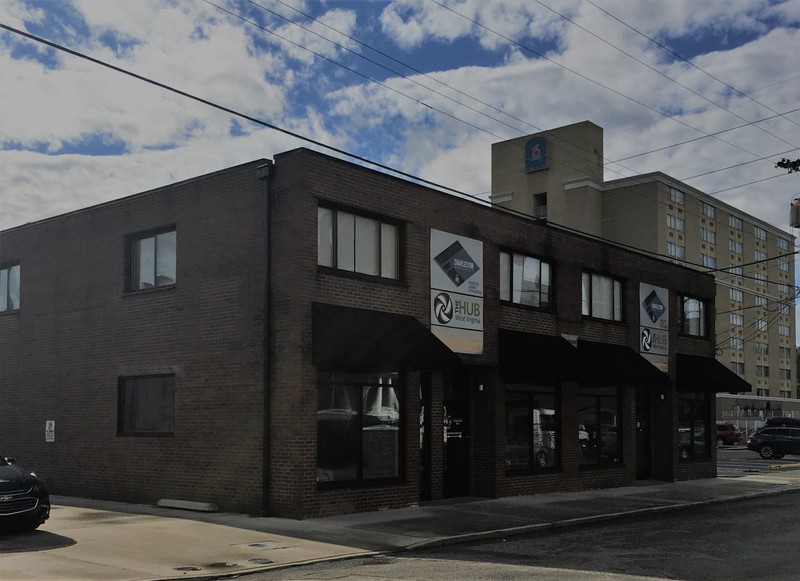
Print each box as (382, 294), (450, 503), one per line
(492, 121), (797, 411)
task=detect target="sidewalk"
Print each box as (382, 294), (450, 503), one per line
(3, 467), (800, 581)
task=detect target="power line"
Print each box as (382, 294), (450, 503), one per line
(534, 0), (798, 151)
(584, 0), (800, 130)
(424, 0), (784, 162)
(0, 20), (792, 276)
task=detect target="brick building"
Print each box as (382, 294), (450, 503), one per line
(0, 148), (749, 519)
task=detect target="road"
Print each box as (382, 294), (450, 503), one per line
(246, 488), (800, 581)
(716, 445), (799, 477)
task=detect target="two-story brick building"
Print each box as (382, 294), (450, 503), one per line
(0, 148), (749, 519)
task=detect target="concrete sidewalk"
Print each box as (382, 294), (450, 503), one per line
(3, 467), (800, 581)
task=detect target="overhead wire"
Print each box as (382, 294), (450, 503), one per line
(0, 19), (794, 291)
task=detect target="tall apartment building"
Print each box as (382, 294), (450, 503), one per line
(492, 121), (797, 417)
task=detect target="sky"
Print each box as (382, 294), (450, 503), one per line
(0, 1), (798, 238)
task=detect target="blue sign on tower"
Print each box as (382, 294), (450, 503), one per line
(525, 137), (548, 172)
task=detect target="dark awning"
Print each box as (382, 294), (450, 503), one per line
(499, 330), (670, 388)
(576, 339), (671, 388)
(677, 353), (752, 393)
(312, 303), (461, 373)
(499, 329), (583, 383)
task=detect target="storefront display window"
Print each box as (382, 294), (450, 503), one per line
(317, 372), (402, 483)
(579, 388), (621, 466)
(505, 387), (557, 471)
(678, 391), (709, 460)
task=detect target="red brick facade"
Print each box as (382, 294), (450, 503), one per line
(0, 149), (725, 519)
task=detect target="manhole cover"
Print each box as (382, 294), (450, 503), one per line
(248, 558), (274, 565)
(174, 566), (202, 572)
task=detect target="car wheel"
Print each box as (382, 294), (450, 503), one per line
(536, 451), (547, 468)
(773, 452), (786, 460)
(716, 438), (725, 447)
(758, 444), (775, 459)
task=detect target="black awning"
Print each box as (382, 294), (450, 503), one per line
(498, 329), (583, 383)
(576, 340), (671, 388)
(677, 353), (752, 393)
(312, 303), (461, 373)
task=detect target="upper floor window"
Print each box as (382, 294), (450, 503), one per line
(499, 251), (552, 308)
(755, 250), (767, 262)
(318, 207), (399, 280)
(779, 346), (791, 359)
(680, 296), (707, 337)
(755, 272), (767, 286)
(118, 375), (175, 436)
(729, 215), (743, 230)
(779, 259), (790, 272)
(667, 214), (685, 232)
(779, 324), (791, 337)
(701, 254), (716, 268)
(731, 362), (745, 375)
(729, 265), (743, 277)
(668, 187), (684, 205)
(699, 201), (716, 219)
(667, 242), (685, 260)
(757, 319), (768, 332)
(127, 228), (176, 292)
(0, 263), (20, 312)
(533, 192), (548, 220)
(730, 337), (744, 350)
(730, 313), (744, 326)
(729, 288), (743, 302)
(755, 295), (768, 309)
(582, 272), (622, 321)
(754, 226), (767, 241)
(778, 282), (790, 295)
(756, 342), (769, 355)
(700, 228), (716, 244)
(729, 240), (743, 254)
(778, 237), (790, 251)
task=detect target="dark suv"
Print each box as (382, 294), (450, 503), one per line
(715, 423), (742, 446)
(747, 426), (800, 459)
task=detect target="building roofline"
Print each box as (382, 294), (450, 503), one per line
(604, 171), (794, 238)
(0, 158), (270, 235)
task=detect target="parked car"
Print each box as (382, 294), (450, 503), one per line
(765, 417), (800, 428)
(747, 426), (800, 459)
(0, 457), (50, 532)
(715, 422), (742, 446)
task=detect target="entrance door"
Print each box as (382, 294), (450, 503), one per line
(443, 378), (469, 498)
(635, 387), (652, 479)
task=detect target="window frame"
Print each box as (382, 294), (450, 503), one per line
(0, 262), (20, 313)
(125, 226), (177, 293)
(117, 374), (175, 437)
(678, 391), (710, 461)
(505, 386), (560, 474)
(316, 371), (404, 487)
(579, 387), (622, 468)
(680, 295), (707, 337)
(317, 204), (401, 282)
(699, 201), (716, 219)
(581, 271), (624, 322)
(499, 250), (553, 309)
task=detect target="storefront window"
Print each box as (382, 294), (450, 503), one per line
(579, 388), (621, 466)
(678, 392), (709, 460)
(317, 372), (401, 483)
(505, 387), (557, 471)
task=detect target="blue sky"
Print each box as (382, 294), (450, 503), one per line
(0, 0), (798, 237)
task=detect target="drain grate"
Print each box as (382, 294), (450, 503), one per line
(205, 562), (238, 569)
(174, 566), (202, 572)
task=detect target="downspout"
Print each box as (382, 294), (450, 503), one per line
(257, 160), (274, 515)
